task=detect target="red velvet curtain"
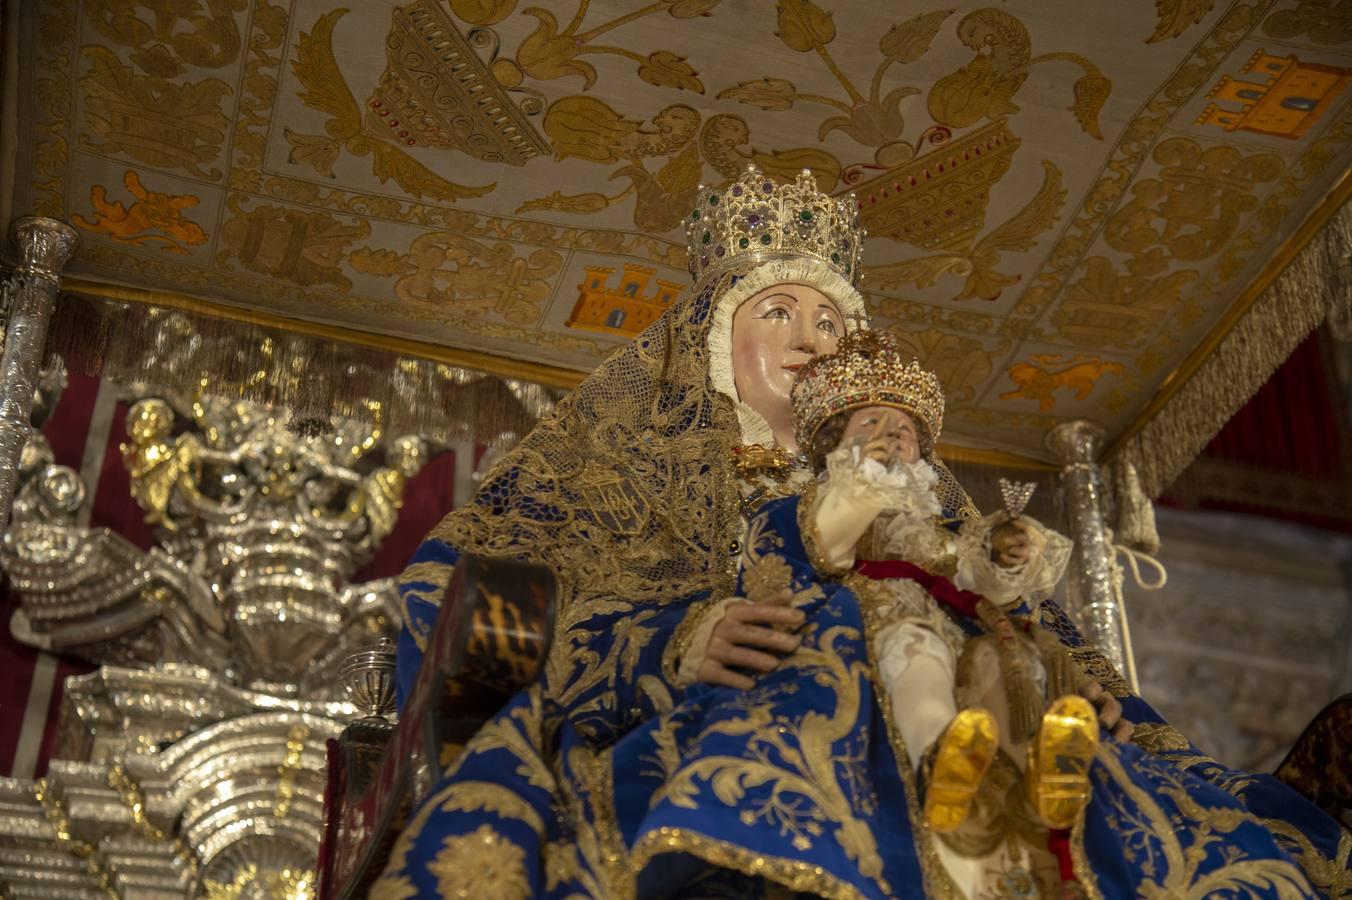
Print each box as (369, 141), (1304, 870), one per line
(1201, 330), (1344, 479)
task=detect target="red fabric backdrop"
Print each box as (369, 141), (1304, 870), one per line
(1162, 329), (1352, 532)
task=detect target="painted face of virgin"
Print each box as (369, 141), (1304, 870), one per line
(731, 283), (844, 452)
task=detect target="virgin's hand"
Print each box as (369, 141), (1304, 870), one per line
(697, 596), (804, 690)
(990, 518), (1037, 568)
(1081, 681), (1134, 743)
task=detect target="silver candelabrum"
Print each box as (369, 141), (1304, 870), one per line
(0, 384), (427, 899)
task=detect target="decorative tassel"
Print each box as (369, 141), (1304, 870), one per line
(975, 598), (1042, 744)
(1032, 626), (1085, 701)
(1112, 460), (1159, 555)
(44, 293), (557, 447)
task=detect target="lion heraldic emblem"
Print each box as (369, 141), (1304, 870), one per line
(1000, 354), (1125, 412)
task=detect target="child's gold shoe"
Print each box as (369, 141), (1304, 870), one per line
(1026, 694), (1099, 830)
(922, 707), (998, 833)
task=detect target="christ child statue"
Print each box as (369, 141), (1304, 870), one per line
(788, 330), (1102, 838)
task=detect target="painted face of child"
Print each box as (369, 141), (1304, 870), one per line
(839, 405), (922, 466)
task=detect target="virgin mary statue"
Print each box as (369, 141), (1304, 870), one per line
(377, 167), (1350, 899)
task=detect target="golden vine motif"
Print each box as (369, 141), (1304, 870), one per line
(1092, 750), (1313, 896)
(928, 9), (1110, 140)
(659, 626), (890, 894)
(721, 6), (951, 159)
(510, 0), (718, 93)
(1148, 0), (1216, 44)
(529, 100), (841, 230)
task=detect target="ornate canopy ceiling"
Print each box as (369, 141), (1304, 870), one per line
(7, 0), (1352, 466)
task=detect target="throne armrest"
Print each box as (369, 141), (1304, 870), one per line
(1274, 693), (1352, 829)
(317, 555), (557, 900)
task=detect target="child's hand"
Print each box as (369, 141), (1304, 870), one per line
(1082, 681), (1134, 743)
(858, 436), (903, 468)
(990, 518), (1041, 568)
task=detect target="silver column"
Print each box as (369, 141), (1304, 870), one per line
(1047, 419), (1138, 690)
(0, 216), (78, 529)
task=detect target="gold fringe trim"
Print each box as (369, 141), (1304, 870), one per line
(1067, 793), (1104, 900)
(1110, 191), (1352, 498)
(50, 277), (1044, 469)
(44, 292), (556, 447)
(630, 826), (868, 900)
(62, 277), (587, 389)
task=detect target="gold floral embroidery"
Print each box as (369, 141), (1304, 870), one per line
(636, 673), (676, 714)
(426, 824), (530, 898)
(367, 873), (418, 900)
(377, 694), (552, 887)
(1264, 821), (1352, 899)
(545, 745), (627, 899)
(462, 690), (556, 793)
(398, 559), (456, 650)
(655, 623), (890, 894)
(569, 744), (633, 898)
(1093, 747), (1313, 897)
(1130, 721), (1192, 755)
(632, 826), (868, 900)
(741, 509), (827, 606)
(432, 780), (545, 835)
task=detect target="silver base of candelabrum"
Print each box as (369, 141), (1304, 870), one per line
(0, 384), (428, 899)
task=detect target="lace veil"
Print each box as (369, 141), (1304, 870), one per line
(422, 255), (869, 619)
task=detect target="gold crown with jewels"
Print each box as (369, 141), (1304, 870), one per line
(791, 329), (945, 454)
(685, 165), (865, 286)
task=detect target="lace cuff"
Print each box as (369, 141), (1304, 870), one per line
(672, 597), (748, 688)
(881, 518), (958, 576)
(953, 513), (1071, 608)
(661, 596), (716, 686)
(811, 448), (942, 572)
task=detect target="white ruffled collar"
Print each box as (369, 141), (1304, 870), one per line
(702, 257), (868, 447)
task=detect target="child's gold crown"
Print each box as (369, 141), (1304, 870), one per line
(791, 330), (945, 454)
